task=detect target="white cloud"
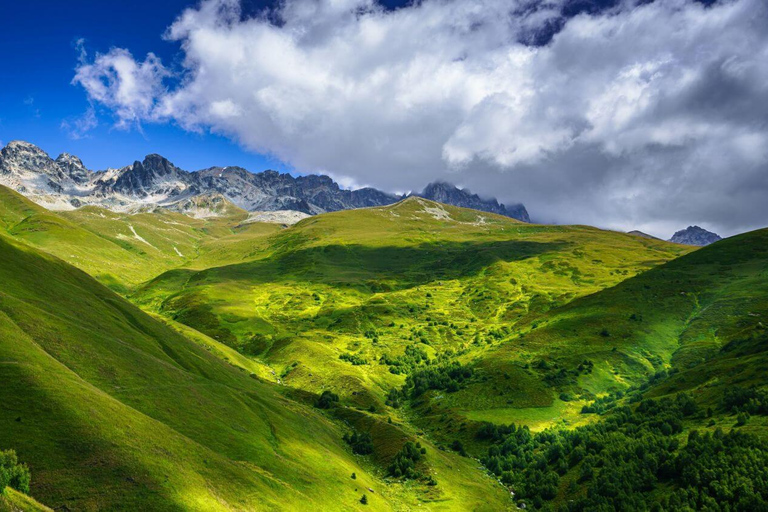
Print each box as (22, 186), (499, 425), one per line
(72, 44), (168, 129)
(74, 0), (768, 237)
(61, 106), (98, 140)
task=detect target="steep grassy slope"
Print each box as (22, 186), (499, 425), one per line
(0, 185), (280, 291)
(429, 229), (768, 510)
(431, 228), (768, 433)
(134, 198), (691, 414)
(0, 488), (51, 512)
(0, 233), (508, 510)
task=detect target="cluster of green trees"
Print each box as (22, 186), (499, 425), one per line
(723, 386), (768, 415)
(339, 353), (368, 365)
(580, 390), (623, 414)
(534, 359), (594, 388)
(405, 362), (472, 397)
(343, 431), (374, 455)
(315, 390), (339, 409)
(0, 449), (30, 495)
(386, 362), (473, 407)
(388, 442), (427, 480)
(480, 393), (768, 510)
(379, 345), (429, 374)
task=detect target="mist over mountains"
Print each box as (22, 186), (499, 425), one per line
(0, 140), (529, 221)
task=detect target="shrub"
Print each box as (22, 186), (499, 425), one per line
(315, 390), (339, 409)
(339, 353), (368, 365)
(736, 411), (750, 426)
(0, 449), (31, 494)
(388, 442), (425, 479)
(450, 440), (467, 456)
(343, 431), (374, 455)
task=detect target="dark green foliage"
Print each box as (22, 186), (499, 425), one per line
(388, 442), (425, 479)
(360, 494), (368, 505)
(339, 353), (368, 365)
(351, 472), (356, 479)
(380, 345), (429, 375)
(315, 390), (339, 409)
(386, 362), (473, 406)
(0, 449), (30, 494)
(450, 440), (467, 456)
(575, 360), (594, 374)
(723, 386), (768, 415)
(476, 422), (517, 443)
(580, 390), (624, 414)
(403, 362), (473, 398)
(385, 387), (402, 408)
(343, 431), (374, 455)
(480, 393), (768, 510)
(736, 411), (750, 426)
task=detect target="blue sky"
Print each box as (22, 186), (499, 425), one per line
(0, 0), (293, 171)
(0, 0), (598, 173)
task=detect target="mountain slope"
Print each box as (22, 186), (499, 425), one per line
(0, 185), (251, 290)
(134, 198), (691, 416)
(432, 229), (768, 433)
(0, 231), (510, 510)
(415, 228), (768, 510)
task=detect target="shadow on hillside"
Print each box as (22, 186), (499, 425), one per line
(194, 239), (569, 291)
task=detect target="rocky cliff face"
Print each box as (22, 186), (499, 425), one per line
(416, 182), (529, 223)
(0, 140), (530, 221)
(669, 226), (722, 246)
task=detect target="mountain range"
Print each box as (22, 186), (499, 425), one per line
(0, 140), (530, 221)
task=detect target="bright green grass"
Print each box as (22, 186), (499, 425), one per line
(0, 488), (51, 512)
(134, 197), (691, 413)
(0, 232), (509, 510)
(436, 228), (768, 434)
(6, 184), (767, 510)
(0, 185), (281, 292)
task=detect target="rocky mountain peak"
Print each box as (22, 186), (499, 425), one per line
(0, 140), (69, 185)
(669, 226), (722, 246)
(0, 140), (533, 221)
(55, 153), (90, 183)
(141, 154), (178, 175)
(417, 181), (529, 222)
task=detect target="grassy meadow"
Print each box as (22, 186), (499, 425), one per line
(1, 183), (767, 510)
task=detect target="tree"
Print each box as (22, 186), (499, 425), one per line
(451, 440), (467, 456)
(737, 411), (750, 426)
(315, 390), (339, 409)
(360, 494), (368, 505)
(0, 449), (31, 494)
(343, 431), (374, 455)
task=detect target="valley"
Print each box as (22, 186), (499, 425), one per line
(0, 183), (766, 511)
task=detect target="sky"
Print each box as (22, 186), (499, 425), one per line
(1, 0), (766, 238)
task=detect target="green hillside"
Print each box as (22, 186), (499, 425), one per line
(2, 181), (767, 511)
(0, 232), (508, 510)
(0, 185), (280, 291)
(443, 227), (768, 429)
(410, 229), (768, 509)
(134, 197), (691, 411)
(0, 488), (51, 512)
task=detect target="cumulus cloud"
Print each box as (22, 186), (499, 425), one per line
(73, 0), (768, 237)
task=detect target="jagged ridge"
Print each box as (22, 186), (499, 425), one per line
(0, 140), (529, 221)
